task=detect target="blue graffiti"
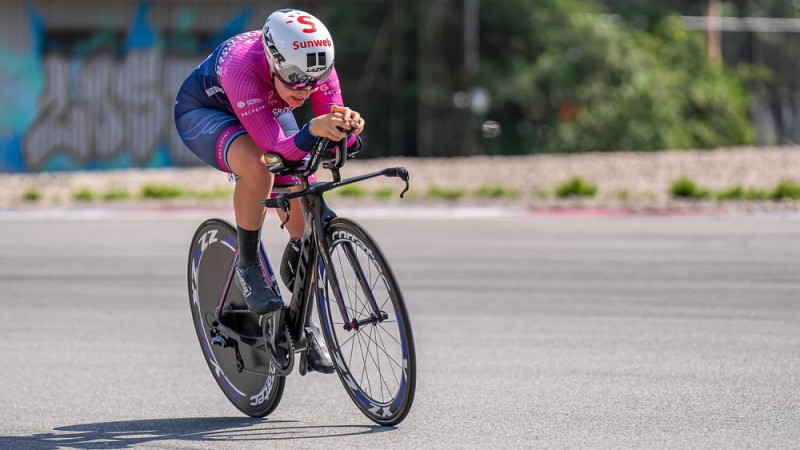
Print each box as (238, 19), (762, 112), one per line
(127, 2), (157, 50)
(1, 2), (252, 172)
(0, 7), (45, 172)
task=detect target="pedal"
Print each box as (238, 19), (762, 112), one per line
(298, 349), (309, 376)
(210, 329), (232, 347)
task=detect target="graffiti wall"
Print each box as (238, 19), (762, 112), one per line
(0, 1), (260, 172)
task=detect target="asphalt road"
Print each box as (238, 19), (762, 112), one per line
(0, 207), (798, 449)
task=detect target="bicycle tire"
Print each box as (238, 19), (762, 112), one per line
(316, 218), (416, 426)
(187, 218), (285, 418)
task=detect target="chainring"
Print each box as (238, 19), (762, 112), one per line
(264, 321), (294, 376)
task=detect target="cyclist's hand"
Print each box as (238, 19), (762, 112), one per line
(310, 105), (365, 141)
(333, 105), (365, 136)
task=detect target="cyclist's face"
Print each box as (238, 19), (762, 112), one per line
(274, 75), (319, 108)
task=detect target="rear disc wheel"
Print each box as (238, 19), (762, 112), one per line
(187, 218), (285, 417)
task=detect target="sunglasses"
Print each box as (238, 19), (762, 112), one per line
(273, 63), (334, 91)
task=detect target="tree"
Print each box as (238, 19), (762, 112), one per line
(478, 0), (754, 154)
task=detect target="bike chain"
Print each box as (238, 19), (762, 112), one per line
(221, 307), (293, 376)
(223, 309), (255, 314)
(231, 341), (279, 376)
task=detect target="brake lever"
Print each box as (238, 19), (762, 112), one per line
(278, 199), (291, 229)
(386, 167), (410, 198)
(262, 197), (292, 229)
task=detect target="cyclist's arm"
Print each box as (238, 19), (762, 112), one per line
(220, 62), (317, 161)
(311, 68), (359, 147)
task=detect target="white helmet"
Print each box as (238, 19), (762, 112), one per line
(261, 9), (335, 90)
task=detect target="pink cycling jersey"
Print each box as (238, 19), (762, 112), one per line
(215, 31), (353, 161)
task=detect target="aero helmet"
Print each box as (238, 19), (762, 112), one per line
(262, 9), (335, 90)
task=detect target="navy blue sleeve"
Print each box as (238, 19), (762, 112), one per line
(293, 122), (318, 151)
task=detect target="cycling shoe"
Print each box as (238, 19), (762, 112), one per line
(234, 264), (284, 314)
(306, 325), (335, 374)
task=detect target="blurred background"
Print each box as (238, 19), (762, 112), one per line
(0, 0), (798, 172)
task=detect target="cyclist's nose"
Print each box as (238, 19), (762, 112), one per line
(299, 87), (320, 98)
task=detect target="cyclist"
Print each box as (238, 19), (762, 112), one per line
(174, 8), (364, 373)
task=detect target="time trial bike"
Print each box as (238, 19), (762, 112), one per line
(187, 136), (416, 426)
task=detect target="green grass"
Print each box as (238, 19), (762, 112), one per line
(474, 185), (519, 199)
(22, 187), (42, 202)
(427, 186), (466, 200)
(532, 189), (550, 199)
(670, 176), (710, 199)
(771, 181), (800, 200)
(611, 190), (632, 201)
(335, 184), (368, 197)
(715, 185), (770, 201)
(374, 187), (396, 199)
(103, 188), (132, 201)
(715, 186), (745, 200)
(190, 187), (234, 200)
(71, 188), (95, 202)
(141, 184), (183, 199)
(555, 176), (597, 198)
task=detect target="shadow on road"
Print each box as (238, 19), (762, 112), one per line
(0, 416), (392, 449)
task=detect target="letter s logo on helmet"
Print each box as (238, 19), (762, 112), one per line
(261, 9), (335, 90)
(296, 15), (317, 33)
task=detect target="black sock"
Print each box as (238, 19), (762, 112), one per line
(237, 226), (261, 268)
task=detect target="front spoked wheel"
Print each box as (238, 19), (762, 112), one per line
(316, 218), (416, 426)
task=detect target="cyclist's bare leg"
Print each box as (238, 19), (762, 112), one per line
(225, 133), (283, 313)
(227, 134), (272, 231)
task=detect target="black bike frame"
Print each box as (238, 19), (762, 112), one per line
(208, 135), (410, 359)
(262, 138), (409, 339)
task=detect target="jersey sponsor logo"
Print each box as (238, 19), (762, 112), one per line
(320, 80), (340, 96)
(293, 39), (332, 49)
(239, 105), (268, 117)
(205, 86), (224, 97)
(237, 98), (264, 109)
(272, 106), (294, 116)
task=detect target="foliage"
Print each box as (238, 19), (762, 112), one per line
(103, 188), (131, 201)
(374, 187), (396, 199)
(474, 185), (519, 198)
(670, 176), (710, 199)
(22, 187), (42, 202)
(771, 181), (800, 200)
(325, 2), (419, 157)
(555, 176), (598, 197)
(715, 185), (769, 201)
(190, 188), (234, 200)
(427, 186), (466, 200)
(478, 0), (754, 154)
(335, 184), (368, 197)
(141, 184), (183, 199)
(71, 188), (95, 202)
